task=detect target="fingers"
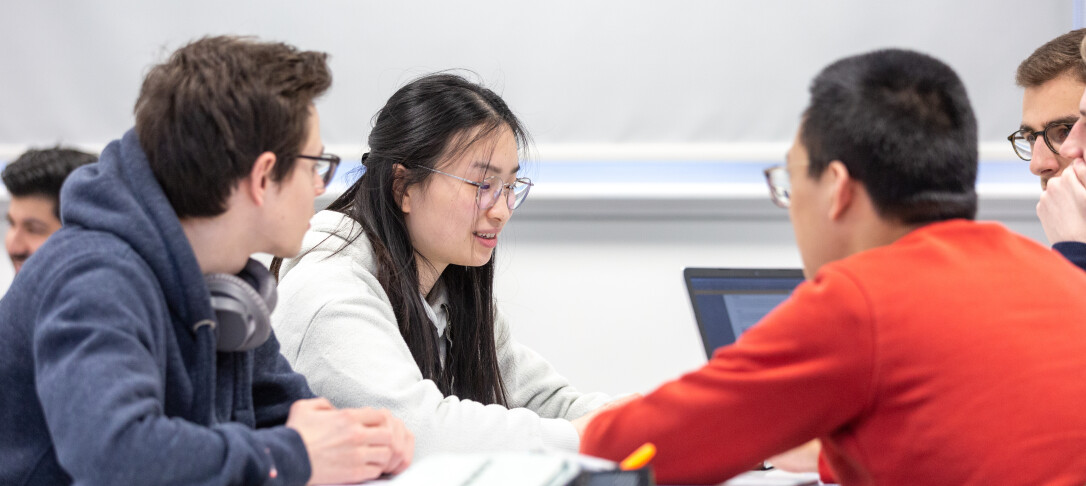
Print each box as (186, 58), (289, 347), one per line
(394, 430), (415, 474)
(383, 416), (414, 474)
(1074, 159), (1086, 185)
(290, 396), (333, 415)
(361, 444), (394, 467)
(348, 407), (391, 426)
(346, 419), (392, 447)
(1037, 164), (1086, 244)
(299, 404), (414, 481)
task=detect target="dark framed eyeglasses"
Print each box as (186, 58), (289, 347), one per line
(1007, 123), (1074, 161)
(418, 166), (534, 211)
(763, 164), (790, 209)
(296, 153), (341, 188)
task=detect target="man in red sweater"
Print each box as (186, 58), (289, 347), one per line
(579, 49), (1086, 485)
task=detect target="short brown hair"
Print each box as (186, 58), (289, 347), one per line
(135, 36), (331, 218)
(1016, 29), (1086, 88)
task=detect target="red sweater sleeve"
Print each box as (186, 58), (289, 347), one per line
(818, 451), (837, 484)
(580, 268), (876, 485)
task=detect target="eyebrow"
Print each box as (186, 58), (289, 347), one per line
(472, 161), (521, 176)
(1021, 115), (1079, 131)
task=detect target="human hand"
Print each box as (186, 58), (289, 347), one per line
(1038, 159), (1086, 245)
(371, 408), (414, 476)
(766, 439), (821, 473)
(285, 398), (414, 485)
(571, 393), (642, 438)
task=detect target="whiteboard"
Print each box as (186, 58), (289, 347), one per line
(0, 0), (1078, 162)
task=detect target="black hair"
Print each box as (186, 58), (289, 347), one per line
(273, 72), (531, 406)
(801, 48), (978, 224)
(2, 147), (98, 218)
(134, 36), (331, 218)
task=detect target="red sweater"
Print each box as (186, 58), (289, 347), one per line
(581, 220), (1086, 485)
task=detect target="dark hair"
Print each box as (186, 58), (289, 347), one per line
(134, 36), (331, 218)
(1017, 29), (1086, 87)
(2, 147), (98, 219)
(274, 73), (530, 406)
(801, 48), (978, 224)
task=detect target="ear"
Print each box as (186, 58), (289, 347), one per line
(393, 163), (411, 213)
(825, 161), (854, 221)
(242, 152), (277, 207)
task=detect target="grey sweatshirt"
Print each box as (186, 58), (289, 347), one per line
(272, 210), (610, 458)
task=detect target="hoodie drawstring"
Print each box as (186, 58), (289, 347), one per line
(191, 320), (217, 425)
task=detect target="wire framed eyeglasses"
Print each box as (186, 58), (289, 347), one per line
(763, 165), (791, 209)
(419, 166), (534, 211)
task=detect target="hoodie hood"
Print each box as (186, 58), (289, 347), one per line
(61, 129), (216, 331)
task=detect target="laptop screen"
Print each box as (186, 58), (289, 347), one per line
(683, 268), (805, 358)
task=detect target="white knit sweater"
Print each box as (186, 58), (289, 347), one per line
(272, 210), (610, 458)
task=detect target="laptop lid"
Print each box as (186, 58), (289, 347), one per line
(683, 268), (805, 358)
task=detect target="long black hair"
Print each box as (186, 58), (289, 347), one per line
(274, 73), (530, 406)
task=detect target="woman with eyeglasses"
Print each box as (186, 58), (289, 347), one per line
(270, 73), (624, 458)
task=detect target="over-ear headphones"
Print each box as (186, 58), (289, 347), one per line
(204, 258), (277, 352)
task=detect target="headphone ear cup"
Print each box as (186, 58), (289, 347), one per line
(241, 258), (278, 313)
(205, 268), (273, 352)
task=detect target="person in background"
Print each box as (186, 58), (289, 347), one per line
(272, 73), (630, 459)
(1054, 35), (1086, 232)
(0, 36), (412, 485)
(1010, 28), (1086, 270)
(578, 49), (1086, 485)
(2, 147), (96, 273)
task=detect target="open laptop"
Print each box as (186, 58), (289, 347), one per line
(683, 268), (805, 358)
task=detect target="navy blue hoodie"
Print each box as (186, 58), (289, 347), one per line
(0, 130), (315, 485)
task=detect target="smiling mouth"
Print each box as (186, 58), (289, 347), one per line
(474, 232), (496, 239)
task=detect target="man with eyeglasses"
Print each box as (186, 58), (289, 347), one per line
(0, 36), (412, 485)
(763, 32), (1086, 481)
(1009, 28), (1086, 271)
(579, 48), (1086, 485)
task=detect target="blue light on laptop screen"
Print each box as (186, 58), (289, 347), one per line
(690, 276), (804, 355)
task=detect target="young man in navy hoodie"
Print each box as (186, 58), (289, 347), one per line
(0, 36), (413, 485)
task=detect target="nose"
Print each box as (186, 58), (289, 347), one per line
(486, 192), (513, 223)
(5, 227), (26, 258)
(1030, 140), (1063, 177)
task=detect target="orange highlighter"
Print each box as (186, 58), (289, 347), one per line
(619, 442), (657, 470)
